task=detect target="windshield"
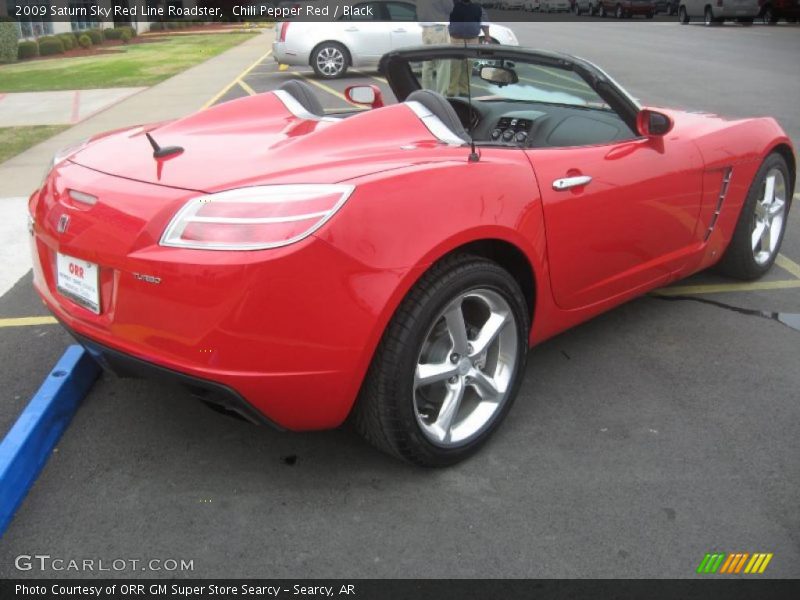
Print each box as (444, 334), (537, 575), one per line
(415, 56), (612, 111)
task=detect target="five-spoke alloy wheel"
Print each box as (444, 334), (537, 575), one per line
(353, 254), (529, 466)
(716, 153), (793, 279)
(751, 167), (788, 266)
(413, 289), (518, 448)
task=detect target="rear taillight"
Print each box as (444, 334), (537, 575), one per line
(279, 22), (290, 42)
(160, 185), (355, 251)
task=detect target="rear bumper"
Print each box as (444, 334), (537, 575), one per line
(272, 41), (306, 66)
(62, 319), (282, 429)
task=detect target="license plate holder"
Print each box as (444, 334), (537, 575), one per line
(56, 252), (100, 314)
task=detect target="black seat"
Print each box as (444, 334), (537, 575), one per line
(406, 89), (470, 142)
(278, 80), (325, 117)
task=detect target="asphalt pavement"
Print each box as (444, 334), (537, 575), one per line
(0, 22), (798, 579)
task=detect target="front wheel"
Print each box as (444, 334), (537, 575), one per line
(715, 154), (792, 280)
(352, 254), (530, 466)
(311, 42), (348, 79)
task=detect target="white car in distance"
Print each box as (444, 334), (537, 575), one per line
(272, 0), (520, 79)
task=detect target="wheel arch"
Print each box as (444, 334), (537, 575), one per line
(345, 235), (541, 423)
(444, 239), (537, 325)
(769, 142), (796, 196)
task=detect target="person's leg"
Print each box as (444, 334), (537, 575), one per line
(433, 27), (451, 96)
(447, 38), (478, 97)
(447, 57), (466, 97)
(420, 27), (436, 91)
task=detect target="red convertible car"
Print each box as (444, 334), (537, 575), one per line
(30, 46), (794, 466)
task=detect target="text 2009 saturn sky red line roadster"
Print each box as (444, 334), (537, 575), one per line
(30, 46), (794, 465)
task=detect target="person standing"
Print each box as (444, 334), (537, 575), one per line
(447, 0), (490, 97)
(418, 0), (454, 95)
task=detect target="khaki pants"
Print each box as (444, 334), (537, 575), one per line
(447, 38), (479, 97)
(421, 25), (451, 96)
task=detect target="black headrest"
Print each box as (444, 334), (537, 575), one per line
(406, 89), (470, 142)
(278, 80), (325, 117)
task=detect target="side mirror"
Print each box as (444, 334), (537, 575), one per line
(344, 85), (384, 109)
(637, 109), (673, 137)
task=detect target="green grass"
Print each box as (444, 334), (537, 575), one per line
(0, 125), (70, 163)
(0, 33), (257, 92)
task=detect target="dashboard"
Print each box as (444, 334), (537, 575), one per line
(448, 98), (636, 148)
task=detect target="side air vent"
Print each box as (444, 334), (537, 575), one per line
(704, 167), (733, 242)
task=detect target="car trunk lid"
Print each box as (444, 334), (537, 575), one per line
(68, 93), (455, 192)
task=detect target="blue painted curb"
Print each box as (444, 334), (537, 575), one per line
(0, 344), (100, 536)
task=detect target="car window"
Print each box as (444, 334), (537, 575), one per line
(386, 2), (417, 20)
(476, 62), (610, 110)
(417, 57), (611, 111)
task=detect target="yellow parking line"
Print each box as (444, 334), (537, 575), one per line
(0, 316), (57, 328)
(654, 279), (800, 297)
(352, 69), (388, 84)
(292, 72), (352, 104)
(202, 49), (272, 109)
(238, 79), (257, 96)
(775, 253), (800, 279)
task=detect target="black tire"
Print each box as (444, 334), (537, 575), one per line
(715, 153), (793, 280)
(679, 5), (689, 23)
(310, 42), (349, 79)
(352, 254), (530, 467)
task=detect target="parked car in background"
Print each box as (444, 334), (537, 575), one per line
(501, 0), (527, 9)
(273, 1), (519, 78)
(598, 0), (656, 17)
(758, 0), (800, 23)
(523, 0), (542, 10)
(678, 0), (760, 24)
(573, 0), (600, 13)
(541, 0), (572, 11)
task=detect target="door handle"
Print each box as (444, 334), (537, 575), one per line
(552, 175), (592, 191)
(344, 27), (359, 32)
